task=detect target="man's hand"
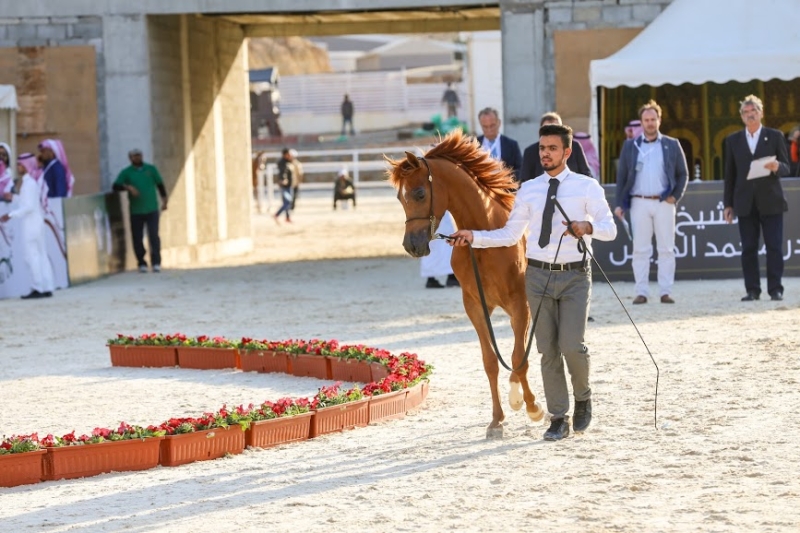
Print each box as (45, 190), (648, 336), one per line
(613, 206), (625, 219)
(126, 185), (140, 198)
(765, 161), (780, 173)
(665, 195), (676, 204)
(0, 214), (10, 223)
(162, 199), (168, 211)
(449, 229), (474, 247)
(562, 220), (593, 238)
(723, 206), (734, 224)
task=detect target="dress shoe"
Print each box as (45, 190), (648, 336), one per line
(543, 416), (571, 441)
(425, 277), (445, 289)
(42, 291), (53, 297)
(445, 274), (460, 287)
(573, 399), (592, 433)
(770, 291), (783, 301)
(741, 292), (760, 301)
(632, 295), (648, 305)
(21, 290), (43, 299)
(660, 295), (675, 304)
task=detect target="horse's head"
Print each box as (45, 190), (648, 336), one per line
(387, 151), (445, 257)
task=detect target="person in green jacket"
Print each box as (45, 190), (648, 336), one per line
(112, 149), (168, 273)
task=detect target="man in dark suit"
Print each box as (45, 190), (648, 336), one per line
(520, 112), (592, 183)
(614, 100), (688, 305)
(723, 94), (790, 302)
(476, 107), (522, 182)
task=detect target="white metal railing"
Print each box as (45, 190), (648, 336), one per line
(255, 145), (426, 212)
(278, 72), (466, 116)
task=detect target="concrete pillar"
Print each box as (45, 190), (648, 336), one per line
(499, 0), (547, 149)
(101, 14), (153, 185)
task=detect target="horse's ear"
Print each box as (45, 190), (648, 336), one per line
(405, 151), (421, 168)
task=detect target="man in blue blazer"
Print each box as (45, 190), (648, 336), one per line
(723, 95), (790, 301)
(476, 107), (522, 182)
(614, 100), (688, 304)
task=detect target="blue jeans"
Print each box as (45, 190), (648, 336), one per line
(275, 189), (293, 219)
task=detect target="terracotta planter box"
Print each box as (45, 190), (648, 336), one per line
(405, 382), (424, 410)
(160, 426), (245, 467)
(108, 345), (177, 368)
(421, 379), (430, 402)
(240, 350), (290, 374)
(177, 347), (239, 370)
(245, 412), (313, 449)
(368, 390), (408, 423)
(0, 450), (45, 487)
(43, 437), (164, 481)
(309, 399), (370, 438)
(271, 351), (293, 374)
(329, 358), (373, 383)
(289, 353), (331, 379)
(370, 362), (390, 382)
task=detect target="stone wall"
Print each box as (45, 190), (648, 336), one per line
(499, 0), (675, 147)
(0, 15), (107, 190)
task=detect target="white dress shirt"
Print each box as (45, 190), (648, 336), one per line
(746, 125), (762, 155)
(481, 136), (502, 160)
(471, 166), (617, 263)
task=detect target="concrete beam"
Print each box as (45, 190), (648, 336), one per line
(243, 17), (499, 38)
(0, 0), (498, 17)
(102, 14), (154, 186)
(500, 1), (546, 149)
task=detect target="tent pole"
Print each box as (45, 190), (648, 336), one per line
(702, 83), (711, 180)
(599, 88), (606, 182)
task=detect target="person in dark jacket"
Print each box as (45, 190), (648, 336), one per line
(476, 107), (522, 182)
(723, 94), (791, 301)
(341, 94), (355, 136)
(520, 112), (592, 183)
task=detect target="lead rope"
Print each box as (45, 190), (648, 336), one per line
(435, 232), (569, 374)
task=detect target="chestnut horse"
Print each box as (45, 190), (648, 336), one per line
(387, 130), (544, 438)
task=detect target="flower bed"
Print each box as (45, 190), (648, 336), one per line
(3, 334), (432, 488)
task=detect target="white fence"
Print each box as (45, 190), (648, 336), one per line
(278, 71), (466, 115)
(256, 145), (426, 212)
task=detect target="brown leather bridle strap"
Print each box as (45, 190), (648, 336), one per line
(403, 157), (437, 241)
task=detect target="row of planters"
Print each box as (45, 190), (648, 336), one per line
(107, 334), (406, 383)
(0, 335), (431, 489)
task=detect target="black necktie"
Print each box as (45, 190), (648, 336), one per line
(538, 178), (560, 249)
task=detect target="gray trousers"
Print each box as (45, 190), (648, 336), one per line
(525, 266), (592, 418)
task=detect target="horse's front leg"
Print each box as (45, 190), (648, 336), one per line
(463, 299), (504, 439)
(507, 299), (545, 422)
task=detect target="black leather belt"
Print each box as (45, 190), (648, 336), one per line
(527, 258), (587, 272)
(632, 194), (660, 200)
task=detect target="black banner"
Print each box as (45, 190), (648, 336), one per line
(594, 178), (800, 281)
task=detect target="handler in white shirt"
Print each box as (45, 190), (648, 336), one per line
(448, 124), (616, 441)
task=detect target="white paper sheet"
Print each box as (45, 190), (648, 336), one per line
(746, 156), (777, 180)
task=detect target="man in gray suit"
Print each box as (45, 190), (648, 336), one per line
(614, 100), (688, 304)
(723, 94), (790, 301)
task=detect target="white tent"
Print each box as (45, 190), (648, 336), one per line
(588, 0), (800, 150)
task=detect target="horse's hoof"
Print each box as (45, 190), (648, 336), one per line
(527, 401), (545, 422)
(486, 424), (504, 439)
(508, 381), (523, 411)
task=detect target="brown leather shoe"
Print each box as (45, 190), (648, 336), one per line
(632, 295), (647, 304)
(660, 295), (675, 304)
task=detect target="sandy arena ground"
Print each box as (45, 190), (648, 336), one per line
(1, 184), (799, 532)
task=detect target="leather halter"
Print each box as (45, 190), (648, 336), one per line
(403, 157), (437, 241)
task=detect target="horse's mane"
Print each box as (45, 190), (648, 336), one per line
(386, 129), (518, 211)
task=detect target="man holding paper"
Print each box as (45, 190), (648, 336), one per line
(723, 95), (790, 301)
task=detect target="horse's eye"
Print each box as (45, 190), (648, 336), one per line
(412, 187), (426, 202)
